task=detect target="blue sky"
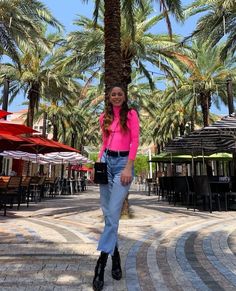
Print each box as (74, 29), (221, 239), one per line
(42, 0), (198, 37)
(9, 0), (228, 115)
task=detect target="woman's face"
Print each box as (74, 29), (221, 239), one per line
(109, 87), (125, 107)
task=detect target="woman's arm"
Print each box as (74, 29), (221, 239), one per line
(120, 110), (140, 185)
(128, 109), (140, 160)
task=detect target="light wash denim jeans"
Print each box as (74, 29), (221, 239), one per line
(97, 153), (133, 255)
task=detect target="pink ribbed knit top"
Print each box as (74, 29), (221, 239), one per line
(98, 106), (140, 160)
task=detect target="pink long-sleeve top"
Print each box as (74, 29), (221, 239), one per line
(98, 106), (140, 160)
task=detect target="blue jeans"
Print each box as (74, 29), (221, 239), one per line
(97, 153), (133, 255)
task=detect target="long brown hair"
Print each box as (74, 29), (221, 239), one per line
(103, 85), (129, 136)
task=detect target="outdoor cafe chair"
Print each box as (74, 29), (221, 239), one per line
(28, 176), (45, 203)
(186, 176), (195, 209)
(20, 176), (32, 207)
(0, 176), (22, 216)
(159, 176), (174, 202)
(146, 178), (158, 196)
(192, 176), (221, 213)
(208, 176), (230, 211)
(227, 178), (236, 210)
(172, 176), (190, 206)
(44, 177), (58, 198)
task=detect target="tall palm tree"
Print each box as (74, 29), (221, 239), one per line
(66, 1), (187, 98)
(82, 0), (183, 95)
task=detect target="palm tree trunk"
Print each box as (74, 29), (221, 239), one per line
(121, 55), (132, 93)
(26, 82), (39, 128)
(179, 123), (185, 136)
(200, 92), (210, 127)
(104, 0), (122, 98)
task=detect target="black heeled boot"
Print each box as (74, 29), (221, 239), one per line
(93, 252), (108, 291)
(112, 246), (122, 280)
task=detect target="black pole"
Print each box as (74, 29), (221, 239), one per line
(226, 78), (234, 115)
(42, 112), (47, 138)
(2, 78), (9, 120)
(0, 78), (10, 173)
(39, 112), (48, 177)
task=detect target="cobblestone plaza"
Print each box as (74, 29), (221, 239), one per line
(1, 186), (236, 290)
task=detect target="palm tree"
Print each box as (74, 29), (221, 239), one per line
(158, 41), (236, 128)
(184, 0), (236, 59)
(0, 33), (80, 128)
(0, 0), (63, 118)
(0, 0), (63, 63)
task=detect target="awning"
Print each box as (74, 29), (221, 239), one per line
(151, 152), (232, 163)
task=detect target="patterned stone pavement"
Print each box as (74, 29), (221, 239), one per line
(1, 186), (236, 290)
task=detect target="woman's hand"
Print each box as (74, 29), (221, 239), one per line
(120, 160), (133, 185)
(90, 168), (95, 182)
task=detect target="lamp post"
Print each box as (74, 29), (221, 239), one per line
(42, 112), (47, 138)
(226, 78), (234, 114)
(2, 77), (9, 120)
(148, 148), (152, 178)
(0, 77), (10, 173)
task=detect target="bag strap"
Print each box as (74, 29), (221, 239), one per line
(105, 120), (119, 159)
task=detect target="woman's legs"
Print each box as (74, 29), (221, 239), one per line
(98, 175), (130, 254)
(98, 155), (132, 255)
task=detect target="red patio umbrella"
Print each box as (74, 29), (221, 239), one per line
(0, 121), (38, 135)
(18, 136), (80, 154)
(0, 110), (12, 119)
(46, 139), (80, 153)
(0, 133), (32, 151)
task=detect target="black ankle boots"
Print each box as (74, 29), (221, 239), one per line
(93, 248), (122, 290)
(111, 246), (122, 280)
(93, 252), (108, 291)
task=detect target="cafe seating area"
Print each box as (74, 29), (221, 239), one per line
(0, 175), (88, 216)
(147, 175), (236, 213)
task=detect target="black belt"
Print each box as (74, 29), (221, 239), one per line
(105, 149), (129, 157)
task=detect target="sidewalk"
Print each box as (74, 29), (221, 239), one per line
(1, 186), (236, 290)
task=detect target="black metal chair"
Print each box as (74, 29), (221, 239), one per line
(0, 176), (22, 216)
(186, 176), (195, 209)
(192, 176), (221, 213)
(20, 176), (32, 207)
(209, 177), (230, 211)
(172, 176), (189, 206)
(227, 178), (236, 210)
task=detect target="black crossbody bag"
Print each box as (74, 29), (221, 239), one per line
(94, 162), (108, 184)
(94, 122), (118, 184)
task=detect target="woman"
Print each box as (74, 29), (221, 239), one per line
(93, 85), (140, 291)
